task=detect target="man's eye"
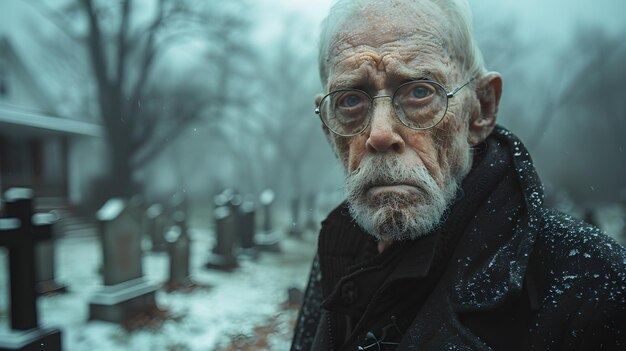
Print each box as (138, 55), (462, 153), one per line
(411, 85), (433, 99)
(340, 94), (364, 107)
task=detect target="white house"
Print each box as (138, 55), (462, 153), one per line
(0, 36), (105, 210)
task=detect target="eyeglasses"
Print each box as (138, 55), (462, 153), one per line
(315, 78), (475, 137)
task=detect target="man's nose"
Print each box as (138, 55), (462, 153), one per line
(365, 99), (405, 154)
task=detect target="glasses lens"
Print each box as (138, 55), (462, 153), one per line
(320, 90), (370, 136)
(393, 81), (447, 129)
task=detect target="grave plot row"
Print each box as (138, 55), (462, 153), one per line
(0, 188), (62, 351)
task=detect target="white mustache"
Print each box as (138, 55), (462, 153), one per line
(345, 156), (438, 197)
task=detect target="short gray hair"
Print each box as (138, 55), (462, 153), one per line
(318, 0), (487, 87)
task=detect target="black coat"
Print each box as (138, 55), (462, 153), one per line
(291, 126), (626, 350)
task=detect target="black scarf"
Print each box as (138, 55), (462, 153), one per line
(293, 126), (546, 350)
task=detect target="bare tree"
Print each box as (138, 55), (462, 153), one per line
(253, 14), (324, 200)
(29, 0), (254, 200)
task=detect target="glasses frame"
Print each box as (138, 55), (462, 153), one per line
(315, 77), (475, 137)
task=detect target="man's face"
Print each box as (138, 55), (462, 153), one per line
(320, 2), (479, 241)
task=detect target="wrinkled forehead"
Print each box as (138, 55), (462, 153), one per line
(325, 1), (454, 81)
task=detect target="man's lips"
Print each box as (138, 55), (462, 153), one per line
(366, 182), (420, 195)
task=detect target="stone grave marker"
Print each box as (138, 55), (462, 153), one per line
(146, 203), (167, 252)
(237, 197), (258, 259)
(205, 205), (238, 271)
(164, 211), (195, 291)
(229, 191), (242, 242)
(288, 196), (303, 237)
(169, 191), (188, 216)
(0, 188), (62, 351)
(260, 189), (275, 233)
(89, 198), (159, 324)
(3, 188), (66, 296)
(128, 195), (149, 251)
(304, 193), (320, 233)
(256, 189), (280, 252)
(34, 221), (67, 295)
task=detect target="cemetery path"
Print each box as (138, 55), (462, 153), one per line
(0, 226), (318, 351)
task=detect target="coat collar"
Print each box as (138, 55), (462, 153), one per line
(313, 126), (545, 349)
(449, 126), (543, 311)
(399, 126), (545, 348)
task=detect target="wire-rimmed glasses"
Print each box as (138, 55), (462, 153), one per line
(315, 78), (475, 137)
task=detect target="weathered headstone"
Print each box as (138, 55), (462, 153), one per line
(35, 230), (67, 296)
(260, 190), (274, 233)
(622, 202), (626, 245)
(612, 192), (626, 245)
(89, 199), (160, 324)
(584, 208), (598, 228)
(236, 197), (258, 259)
(304, 193), (320, 233)
(146, 203), (167, 252)
(128, 195), (148, 251)
(169, 191), (188, 216)
(0, 188), (62, 351)
(288, 196), (303, 237)
(205, 206), (238, 271)
(256, 189), (281, 252)
(164, 211), (195, 291)
(284, 287), (304, 308)
(229, 192), (242, 240)
(3, 189), (66, 296)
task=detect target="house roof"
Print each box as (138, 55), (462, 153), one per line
(0, 102), (102, 137)
(0, 36), (57, 113)
(0, 36), (102, 138)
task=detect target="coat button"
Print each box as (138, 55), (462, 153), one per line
(341, 281), (358, 304)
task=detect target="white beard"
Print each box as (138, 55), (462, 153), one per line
(345, 150), (470, 242)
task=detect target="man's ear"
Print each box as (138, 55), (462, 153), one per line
(468, 72), (502, 145)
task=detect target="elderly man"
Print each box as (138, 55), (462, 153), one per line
(291, 0), (626, 350)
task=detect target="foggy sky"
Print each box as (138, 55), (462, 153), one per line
(1, 0), (625, 204)
(2, 0), (625, 90)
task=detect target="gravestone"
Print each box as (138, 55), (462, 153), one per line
(236, 197), (258, 259)
(169, 191), (188, 217)
(128, 195), (148, 251)
(34, 224), (67, 296)
(256, 189), (281, 252)
(164, 211), (195, 291)
(614, 193), (626, 245)
(228, 192), (242, 242)
(584, 208), (598, 228)
(205, 206), (238, 271)
(304, 193), (320, 233)
(89, 199), (160, 323)
(213, 188), (234, 212)
(288, 196), (303, 237)
(0, 188), (62, 351)
(4, 189), (66, 296)
(146, 203), (167, 252)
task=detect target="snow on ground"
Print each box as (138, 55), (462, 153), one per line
(1, 201), (623, 350)
(0, 223), (318, 351)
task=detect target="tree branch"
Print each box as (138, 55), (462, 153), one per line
(82, 0), (111, 102)
(24, 0), (85, 45)
(115, 0), (131, 91)
(127, 0), (166, 121)
(133, 99), (210, 168)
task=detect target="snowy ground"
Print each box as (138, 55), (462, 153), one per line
(0, 220), (319, 351)
(1, 201), (624, 351)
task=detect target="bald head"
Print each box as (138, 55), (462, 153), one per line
(318, 0), (486, 88)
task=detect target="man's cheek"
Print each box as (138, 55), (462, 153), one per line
(331, 136), (352, 170)
(348, 142), (368, 173)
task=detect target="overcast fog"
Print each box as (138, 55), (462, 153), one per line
(1, 0), (625, 207)
(0, 0), (625, 349)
